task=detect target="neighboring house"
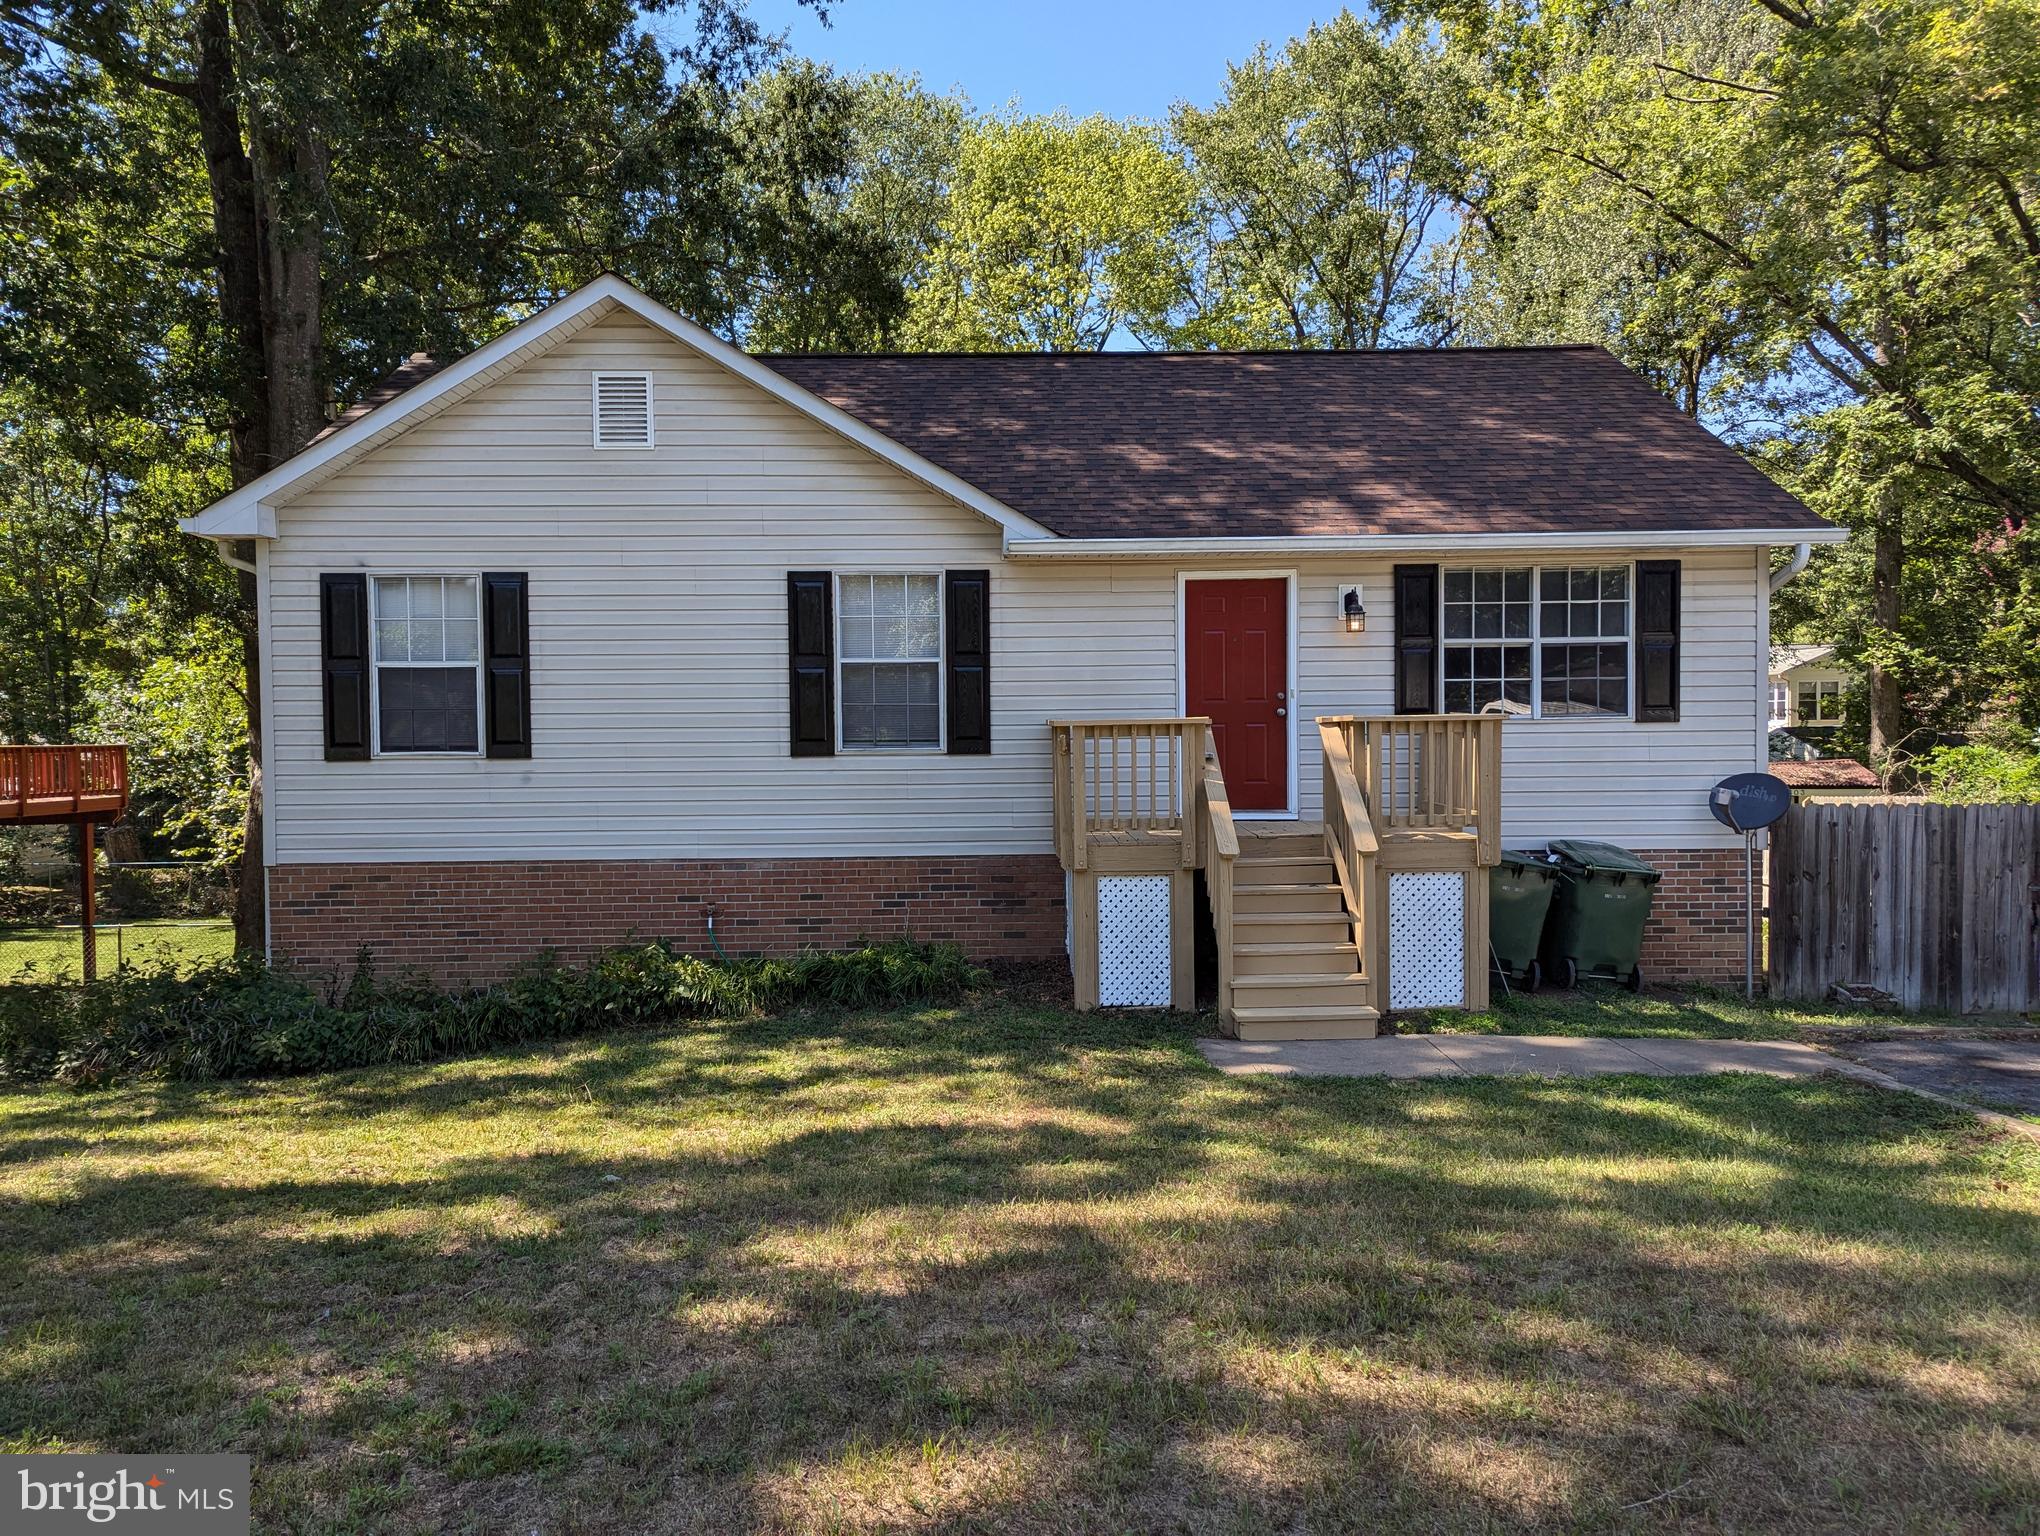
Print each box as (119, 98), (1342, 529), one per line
(180, 275), (1840, 1035)
(1769, 643), (1856, 729)
(1769, 757), (1882, 801)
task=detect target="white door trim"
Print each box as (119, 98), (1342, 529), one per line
(1175, 568), (1300, 820)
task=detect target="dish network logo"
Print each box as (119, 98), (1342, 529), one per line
(17, 1466), (235, 1523)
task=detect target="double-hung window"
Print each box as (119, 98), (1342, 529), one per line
(1798, 679), (1844, 723)
(836, 573), (942, 749)
(1442, 564), (1632, 718)
(370, 575), (482, 753)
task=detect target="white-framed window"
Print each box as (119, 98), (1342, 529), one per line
(1798, 679), (1844, 723)
(370, 574), (483, 754)
(1770, 682), (1791, 722)
(1442, 564), (1632, 718)
(836, 572), (943, 749)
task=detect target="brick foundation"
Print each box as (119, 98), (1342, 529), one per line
(268, 855), (1068, 986)
(267, 844), (1746, 993)
(1632, 847), (1751, 985)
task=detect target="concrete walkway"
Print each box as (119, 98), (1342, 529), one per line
(1198, 1034), (1837, 1080)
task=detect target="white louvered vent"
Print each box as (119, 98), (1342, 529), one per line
(592, 372), (653, 448)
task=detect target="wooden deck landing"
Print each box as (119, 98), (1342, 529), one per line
(2, 745), (130, 826)
(1053, 715), (1501, 1037)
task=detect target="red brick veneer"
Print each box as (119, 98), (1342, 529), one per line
(267, 845), (1745, 992)
(268, 856), (1068, 986)
(1631, 847), (1750, 985)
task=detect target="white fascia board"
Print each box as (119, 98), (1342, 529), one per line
(177, 273), (1057, 544)
(1000, 525), (1848, 559)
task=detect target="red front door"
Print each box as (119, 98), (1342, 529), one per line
(1184, 577), (1289, 812)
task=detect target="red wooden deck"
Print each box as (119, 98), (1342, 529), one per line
(0, 745), (130, 825)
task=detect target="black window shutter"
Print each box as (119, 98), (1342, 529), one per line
(482, 572), (532, 758)
(320, 573), (372, 761)
(1636, 559), (1681, 722)
(945, 569), (991, 754)
(788, 572), (834, 756)
(1393, 564), (1440, 714)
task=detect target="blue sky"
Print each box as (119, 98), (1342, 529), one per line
(749, 1), (1349, 118)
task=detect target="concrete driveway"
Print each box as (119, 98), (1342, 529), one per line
(1834, 1037), (2040, 1115)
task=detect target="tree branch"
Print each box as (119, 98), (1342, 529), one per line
(1648, 60), (1779, 99)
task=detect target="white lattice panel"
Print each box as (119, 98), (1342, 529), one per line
(1388, 872), (1466, 1010)
(1097, 875), (1171, 1006)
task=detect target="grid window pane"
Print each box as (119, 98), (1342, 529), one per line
(1441, 567), (1533, 713)
(372, 576), (482, 752)
(1442, 640), (1533, 715)
(1444, 566), (1634, 719)
(1539, 643), (1629, 716)
(840, 661), (940, 747)
(1539, 565), (1629, 650)
(378, 666), (478, 752)
(838, 574), (942, 747)
(839, 574), (941, 663)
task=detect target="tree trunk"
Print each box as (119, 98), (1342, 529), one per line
(189, 2), (273, 954)
(1867, 497), (1907, 773)
(192, 0), (329, 955)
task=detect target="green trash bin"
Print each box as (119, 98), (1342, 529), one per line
(1489, 853), (1560, 990)
(1540, 839), (1662, 992)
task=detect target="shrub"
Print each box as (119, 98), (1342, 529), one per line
(0, 937), (987, 1086)
(1911, 744), (2040, 804)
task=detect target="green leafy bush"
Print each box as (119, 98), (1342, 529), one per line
(1911, 744), (2040, 804)
(0, 938), (987, 1086)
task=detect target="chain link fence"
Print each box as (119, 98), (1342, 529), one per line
(1, 828), (235, 986)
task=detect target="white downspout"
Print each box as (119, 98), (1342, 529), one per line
(212, 538), (258, 577)
(1768, 541), (1812, 594)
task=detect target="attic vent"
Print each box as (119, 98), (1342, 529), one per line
(592, 372), (653, 448)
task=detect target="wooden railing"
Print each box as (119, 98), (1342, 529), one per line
(1319, 720), (1381, 967)
(1, 745), (129, 823)
(1197, 745), (1239, 1012)
(1319, 715), (1502, 865)
(1050, 718), (1209, 872)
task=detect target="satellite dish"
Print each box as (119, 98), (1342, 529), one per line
(1711, 773), (1791, 1002)
(1710, 772), (1791, 833)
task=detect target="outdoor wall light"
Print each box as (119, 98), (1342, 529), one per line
(1339, 585), (1366, 633)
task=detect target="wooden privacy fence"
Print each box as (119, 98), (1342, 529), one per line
(1770, 802), (2040, 1013)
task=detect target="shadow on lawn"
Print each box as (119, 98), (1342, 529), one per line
(3, 1007), (2036, 1533)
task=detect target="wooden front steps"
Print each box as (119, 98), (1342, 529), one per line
(1224, 833), (1379, 1040)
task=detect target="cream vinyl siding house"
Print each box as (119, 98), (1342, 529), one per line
(186, 274), (1841, 1021)
(257, 310), (1768, 863)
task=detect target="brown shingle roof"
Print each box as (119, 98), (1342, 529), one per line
(1770, 758), (1881, 789)
(309, 353), (443, 445)
(764, 347), (1827, 540)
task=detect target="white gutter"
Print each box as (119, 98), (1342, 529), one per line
(1003, 527), (1847, 559)
(211, 539), (258, 577)
(1768, 541), (1814, 593)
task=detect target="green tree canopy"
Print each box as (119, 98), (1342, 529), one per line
(1406, 0), (2040, 760)
(902, 110), (1195, 351)
(1169, 10), (1476, 349)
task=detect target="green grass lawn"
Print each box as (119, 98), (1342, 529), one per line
(2, 1000), (2035, 1534)
(1396, 983), (2028, 1042)
(0, 917), (234, 982)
